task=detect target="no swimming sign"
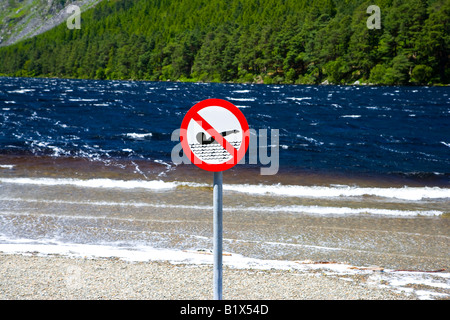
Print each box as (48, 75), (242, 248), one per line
(180, 99), (250, 172)
(179, 99), (250, 299)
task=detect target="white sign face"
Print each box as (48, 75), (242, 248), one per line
(186, 106), (242, 164)
(180, 99), (250, 172)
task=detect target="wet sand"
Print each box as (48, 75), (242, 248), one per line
(0, 155), (449, 299)
(1, 179), (448, 271)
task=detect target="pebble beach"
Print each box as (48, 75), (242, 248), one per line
(1, 157), (449, 301)
(0, 253), (415, 300)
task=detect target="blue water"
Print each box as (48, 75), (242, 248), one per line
(0, 77), (449, 181)
(1, 77), (450, 294)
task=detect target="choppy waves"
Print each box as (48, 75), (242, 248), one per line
(1, 176), (448, 211)
(1, 177), (448, 200)
(0, 197), (444, 217)
(1, 77), (449, 177)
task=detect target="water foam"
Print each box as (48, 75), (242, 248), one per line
(0, 237), (448, 300)
(1, 197), (445, 217)
(1, 177), (448, 200)
(226, 97), (256, 101)
(223, 183), (450, 201)
(124, 133), (153, 140)
(0, 177), (176, 190)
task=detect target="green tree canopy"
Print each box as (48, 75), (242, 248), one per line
(0, 0), (448, 85)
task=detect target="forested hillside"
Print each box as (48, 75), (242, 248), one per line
(0, 0), (448, 85)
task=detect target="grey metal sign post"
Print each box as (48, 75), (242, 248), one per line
(213, 171), (223, 300)
(179, 99), (249, 300)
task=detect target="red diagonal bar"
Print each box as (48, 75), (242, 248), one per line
(191, 112), (237, 158)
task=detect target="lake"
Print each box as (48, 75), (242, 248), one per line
(0, 77), (449, 299)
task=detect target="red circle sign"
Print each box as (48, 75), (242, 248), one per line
(180, 99), (250, 172)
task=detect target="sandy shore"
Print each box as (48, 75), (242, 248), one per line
(0, 253), (415, 300)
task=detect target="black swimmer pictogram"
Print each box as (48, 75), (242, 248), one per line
(196, 129), (239, 145)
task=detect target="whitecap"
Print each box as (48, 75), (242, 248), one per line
(296, 135), (323, 146)
(0, 177), (176, 190)
(440, 141), (450, 148)
(0, 165), (15, 169)
(7, 89), (35, 94)
(1, 177), (448, 201)
(286, 97), (311, 101)
(250, 205), (443, 217)
(68, 98), (98, 102)
(222, 184), (450, 201)
(227, 97), (256, 102)
(124, 133), (153, 140)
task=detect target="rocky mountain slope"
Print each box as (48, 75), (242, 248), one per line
(0, 0), (101, 47)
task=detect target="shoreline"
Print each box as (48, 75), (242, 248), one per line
(1, 154), (449, 188)
(1, 75), (449, 87)
(0, 253), (417, 300)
